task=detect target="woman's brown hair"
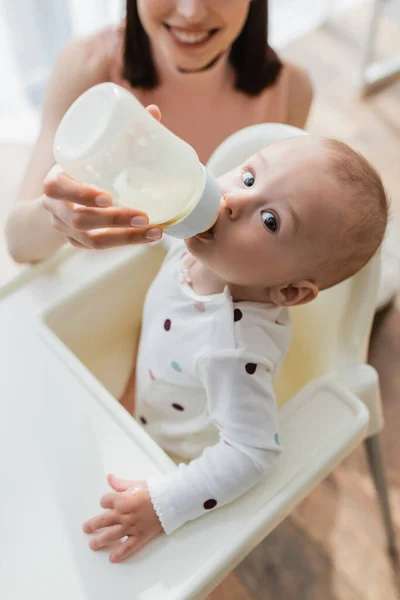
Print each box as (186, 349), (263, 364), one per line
(123, 0), (282, 96)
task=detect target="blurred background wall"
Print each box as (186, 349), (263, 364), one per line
(0, 0), (363, 144)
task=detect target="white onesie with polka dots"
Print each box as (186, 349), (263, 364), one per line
(135, 241), (292, 534)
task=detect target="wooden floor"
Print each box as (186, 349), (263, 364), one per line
(210, 6), (400, 600)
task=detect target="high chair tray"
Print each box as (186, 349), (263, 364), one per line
(0, 246), (369, 600)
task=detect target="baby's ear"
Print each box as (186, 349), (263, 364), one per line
(269, 281), (319, 307)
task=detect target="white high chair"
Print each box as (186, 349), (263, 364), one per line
(0, 124), (396, 600)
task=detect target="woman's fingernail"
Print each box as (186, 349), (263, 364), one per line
(131, 216), (149, 227)
(95, 195), (112, 207)
(146, 228), (162, 241)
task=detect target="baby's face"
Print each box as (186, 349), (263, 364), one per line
(185, 136), (344, 289)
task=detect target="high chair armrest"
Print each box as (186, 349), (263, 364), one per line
(0, 312), (370, 600)
(330, 364), (384, 436)
(172, 376), (370, 599)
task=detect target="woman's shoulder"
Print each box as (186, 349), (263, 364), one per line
(55, 28), (116, 86)
(280, 60), (314, 129)
(253, 57), (313, 129)
(42, 28), (118, 120)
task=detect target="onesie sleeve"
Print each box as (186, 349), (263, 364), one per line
(147, 349), (281, 534)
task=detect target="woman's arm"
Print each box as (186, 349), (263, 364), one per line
(285, 62), (314, 130)
(5, 32), (111, 263)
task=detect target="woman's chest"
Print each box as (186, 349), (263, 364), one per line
(135, 87), (274, 164)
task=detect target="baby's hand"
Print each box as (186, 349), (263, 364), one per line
(83, 474), (162, 563)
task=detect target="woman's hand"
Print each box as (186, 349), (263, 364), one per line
(41, 105), (163, 250)
(83, 474), (162, 563)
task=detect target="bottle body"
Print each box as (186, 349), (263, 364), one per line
(54, 83), (220, 237)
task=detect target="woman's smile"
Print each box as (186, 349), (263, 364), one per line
(164, 24), (219, 49)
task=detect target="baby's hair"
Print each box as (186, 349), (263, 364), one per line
(315, 138), (388, 290)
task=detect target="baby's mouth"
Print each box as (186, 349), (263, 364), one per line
(194, 223), (215, 242)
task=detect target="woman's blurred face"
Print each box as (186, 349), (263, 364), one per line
(137, 0), (252, 73)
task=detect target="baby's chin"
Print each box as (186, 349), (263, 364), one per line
(184, 236), (224, 273)
(183, 236), (195, 254)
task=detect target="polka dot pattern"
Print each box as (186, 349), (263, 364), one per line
(140, 247), (284, 529)
(234, 308), (243, 322)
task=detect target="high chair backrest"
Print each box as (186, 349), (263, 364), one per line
(207, 124), (380, 407)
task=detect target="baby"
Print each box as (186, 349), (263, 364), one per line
(83, 135), (388, 562)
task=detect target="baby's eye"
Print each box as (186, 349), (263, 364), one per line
(241, 170), (255, 187)
(261, 210), (278, 232)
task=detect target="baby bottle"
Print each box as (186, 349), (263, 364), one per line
(53, 83), (221, 239)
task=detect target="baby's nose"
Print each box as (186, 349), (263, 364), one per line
(222, 193), (247, 219)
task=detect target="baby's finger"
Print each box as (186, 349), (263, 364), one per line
(113, 494), (137, 515)
(100, 493), (134, 514)
(100, 493), (118, 510)
(83, 510), (120, 534)
(44, 166), (112, 208)
(89, 525), (127, 551)
(100, 492), (134, 516)
(107, 474), (132, 492)
(109, 536), (141, 563)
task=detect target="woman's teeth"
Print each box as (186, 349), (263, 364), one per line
(168, 27), (213, 44)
